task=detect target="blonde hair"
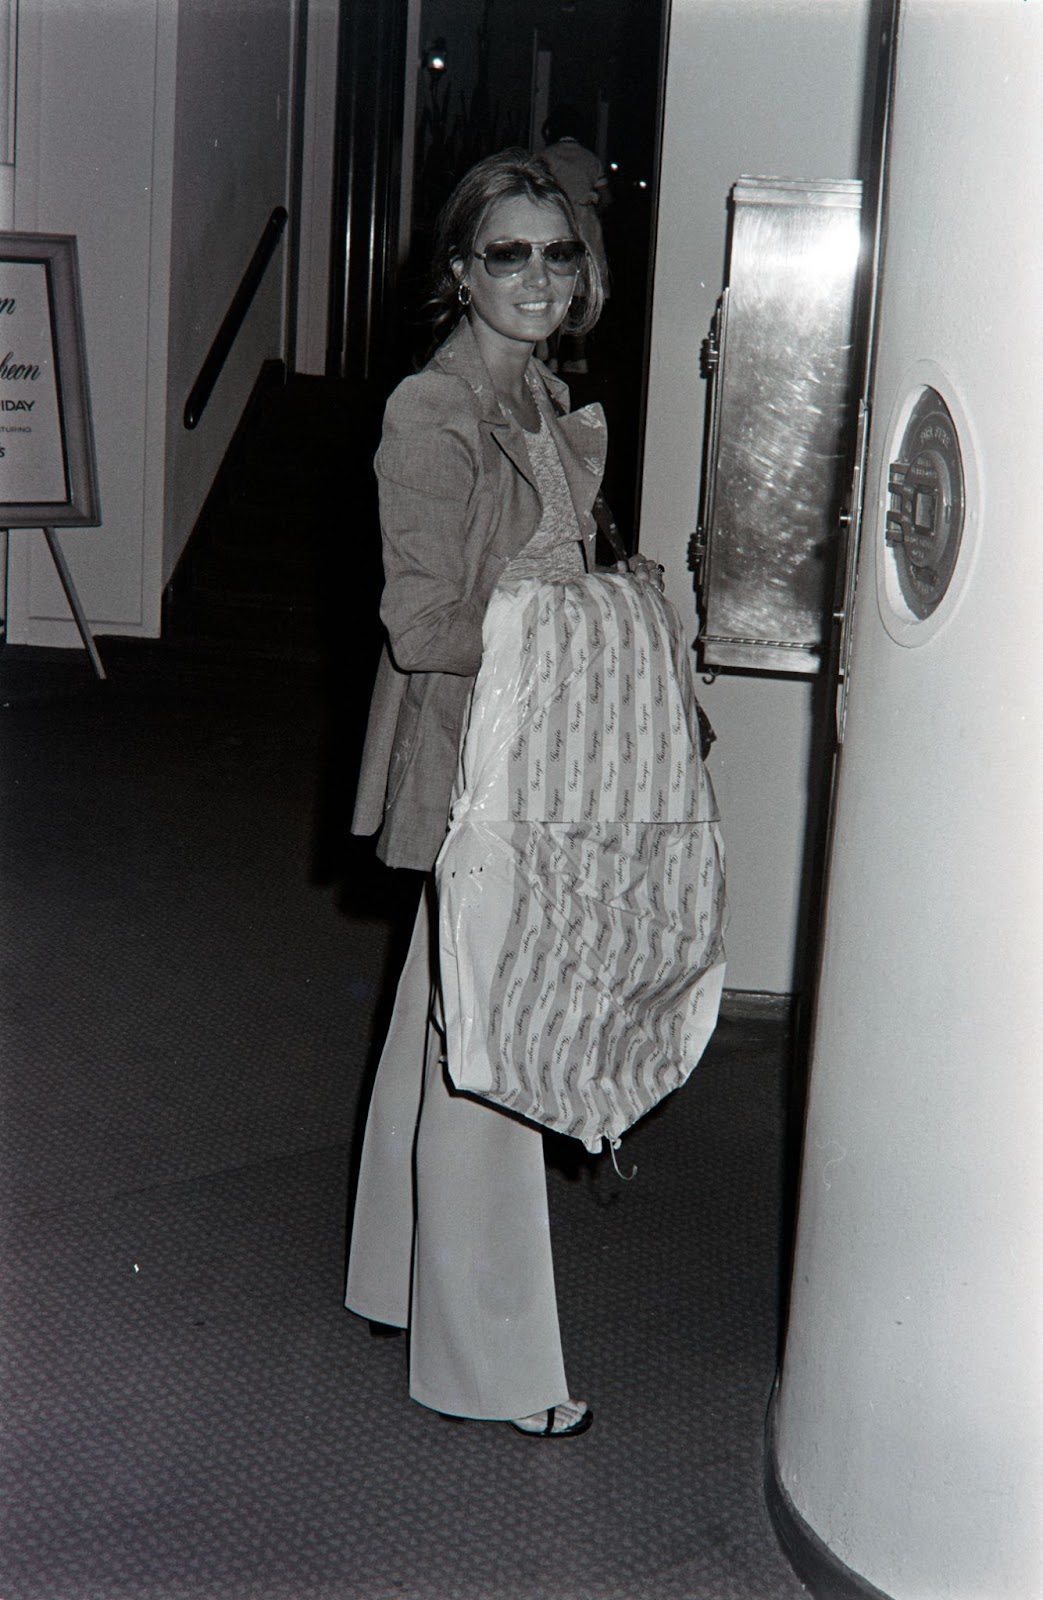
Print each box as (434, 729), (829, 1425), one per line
(429, 147), (605, 342)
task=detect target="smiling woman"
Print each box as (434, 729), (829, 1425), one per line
(452, 193), (580, 426)
(344, 149), (678, 1442)
(459, 203), (580, 321)
(345, 150), (613, 1438)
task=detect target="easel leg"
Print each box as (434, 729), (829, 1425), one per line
(43, 527), (106, 680)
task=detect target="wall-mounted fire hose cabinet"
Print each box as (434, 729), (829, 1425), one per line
(694, 177), (863, 676)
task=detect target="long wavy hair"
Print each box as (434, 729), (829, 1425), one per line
(428, 148), (605, 345)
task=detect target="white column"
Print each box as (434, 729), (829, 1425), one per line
(773, 8), (1043, 1595)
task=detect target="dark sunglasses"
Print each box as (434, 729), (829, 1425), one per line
(473, 238), (586, 278)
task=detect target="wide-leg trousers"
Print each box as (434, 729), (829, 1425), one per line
(345, 881), (570, 1420)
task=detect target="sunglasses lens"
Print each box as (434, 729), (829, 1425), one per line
(479, 240), (586, 277)
(544, 241), (585, 273)
(483, 242), (532, 276)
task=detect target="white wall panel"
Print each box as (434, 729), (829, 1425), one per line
(640, 0), (872, 992)
(5, 0), (296, 644)
(0, 0), (14, 229)
(8, 0), (165, 639)
(162, 0), (293, 582)
(0, 0), (15, 160)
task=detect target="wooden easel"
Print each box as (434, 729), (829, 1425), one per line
(43, 526), (106, 678)
(1, 526), (106, 679)
(0, 233), (103, 678)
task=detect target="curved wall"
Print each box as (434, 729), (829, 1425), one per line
(773, 6), (1043, 1595)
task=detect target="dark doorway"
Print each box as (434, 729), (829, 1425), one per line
(328, 0), (669, 548)
(327, 1), (411, 389)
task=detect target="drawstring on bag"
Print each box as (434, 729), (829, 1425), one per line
(608, 1137), (637, 1182)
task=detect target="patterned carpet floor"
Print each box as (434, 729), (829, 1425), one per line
(0, 642), (807, 1600)
(0, 376), (807, 1599)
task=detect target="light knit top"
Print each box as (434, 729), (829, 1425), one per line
(499, 378), (586, 584)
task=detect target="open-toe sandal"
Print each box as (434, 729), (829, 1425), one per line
(509, 1400), (593, 1439)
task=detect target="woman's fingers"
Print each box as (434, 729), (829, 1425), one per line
(609, 556), (665, 590)
(628, 556), (665, 590)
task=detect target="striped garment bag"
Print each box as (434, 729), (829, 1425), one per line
(436, 573), (726, 1155)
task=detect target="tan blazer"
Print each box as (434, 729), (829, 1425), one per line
(352, 318), (607, 871)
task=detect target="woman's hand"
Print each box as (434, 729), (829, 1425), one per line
(616, 554), (665, 592)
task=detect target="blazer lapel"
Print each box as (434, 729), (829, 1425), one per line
(481, 416), (538, 489)
(430, 319), (607, 510)
(432, 320), (539, 490)
(553, 402), (607, 522)
(532, 363), (608, 520)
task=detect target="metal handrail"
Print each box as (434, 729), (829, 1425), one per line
(183, 206), (288, 429)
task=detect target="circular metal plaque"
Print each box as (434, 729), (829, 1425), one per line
(885, 388), (966, 620)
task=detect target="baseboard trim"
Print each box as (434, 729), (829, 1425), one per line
(764, 1380), (894, 1600)
(720, 989), (794, 1022)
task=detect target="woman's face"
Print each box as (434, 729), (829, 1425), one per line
(454, 194), (579, 355)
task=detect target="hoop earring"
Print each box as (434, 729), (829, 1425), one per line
(457, 282), (472, 307)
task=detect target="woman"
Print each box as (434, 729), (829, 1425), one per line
(346, 150), (656, 1438)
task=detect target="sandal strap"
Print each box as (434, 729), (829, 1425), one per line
(508, 1401), (593, 1438)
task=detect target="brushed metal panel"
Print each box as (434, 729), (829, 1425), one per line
(698, 178), (862, 673)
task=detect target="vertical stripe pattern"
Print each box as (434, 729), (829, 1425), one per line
(438, 575), (726, 1154)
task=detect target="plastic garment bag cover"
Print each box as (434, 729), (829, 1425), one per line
(436, 573), (726, 1153)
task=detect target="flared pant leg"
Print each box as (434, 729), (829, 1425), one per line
(346, 881), (569, 1421)
(344, 887), (434, 1330)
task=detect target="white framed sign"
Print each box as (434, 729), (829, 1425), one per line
(0, 232), (100, 527)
